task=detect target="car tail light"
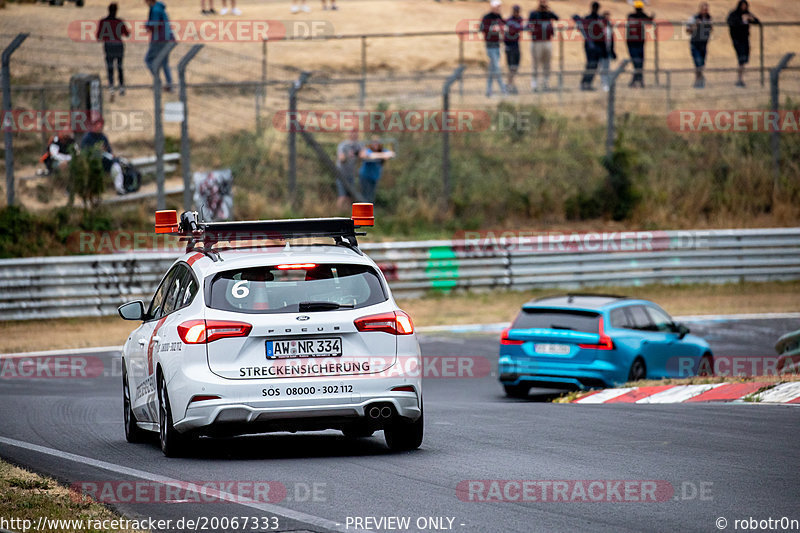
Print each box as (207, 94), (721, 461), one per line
(578, 318), (615, 350)
(354, 311), (414, 335)
(177, 319), (252, 344)
(500, 327), (524, 345)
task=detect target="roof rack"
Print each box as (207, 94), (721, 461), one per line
(155, 204), (375, 259)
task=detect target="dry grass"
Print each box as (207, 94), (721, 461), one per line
(1, 280), (798, 354)
(0, 459), (148, 533)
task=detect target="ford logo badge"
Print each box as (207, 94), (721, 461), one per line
(296, 315), (310, 321)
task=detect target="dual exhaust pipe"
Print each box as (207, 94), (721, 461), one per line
(367, 404), (393, 420)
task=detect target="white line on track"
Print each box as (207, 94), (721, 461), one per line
(0, 436), (366, 533)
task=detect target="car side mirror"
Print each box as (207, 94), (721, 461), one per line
(118, 300), (145, 321)
(675, 323), (690, 339)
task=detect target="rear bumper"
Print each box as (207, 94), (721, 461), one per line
(498, 355), (625, 390)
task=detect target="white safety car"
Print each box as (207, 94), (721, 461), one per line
(118, 205), (423, 456)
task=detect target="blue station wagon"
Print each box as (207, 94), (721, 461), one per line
(498, 294), (713, 397)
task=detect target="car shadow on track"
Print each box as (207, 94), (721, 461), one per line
(500, 389), (565, 403)
(159, 432), (420, 460)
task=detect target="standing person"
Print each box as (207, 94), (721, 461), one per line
(220, 0), (240, 15)
(480, 0), (507, 97)
(358, 138), (395, 204)
(626, 0), (654, 88)
(96, 3), (130, 101)
(335, 129), (363, 209)
(291, 0), (310, 14)
(504, 5), (524, 93)
(687, 2), (713, 88)
(81, 119), (125, 195)
(321, 0), (336, 10)
(573, 2), (604, 91)
(727, 0), (759, 87)
(528, 0), (559, 92)
(599, 10), (616, 91)
(144, 0), (175, 92)
(200, 0), (215, 15)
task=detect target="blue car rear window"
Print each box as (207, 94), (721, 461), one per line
(513, 309), (600, 333)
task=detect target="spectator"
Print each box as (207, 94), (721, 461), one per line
(144, 0), (175, 92)
(220, 0), (240, 15)
(358, 138), (395, 203)
(321, 0), (337, 10)
(528, 0), (559, 92)
(480, 0), (507, 97)
(574, 2), (605, 91)
(81, 119), (125, 195)
(626, 0), (654, 88)
(200, 0), (215, 15)
(727, 0), (759, 87)
(335, 129), (363, 209)
(40, 130), (74, 176)
(96, 3), (130, 101)
(291, 0), (310, 14)
(599, 10), (617, 91)
(504, 5), (524, 93)
(687, 2), (713, 88)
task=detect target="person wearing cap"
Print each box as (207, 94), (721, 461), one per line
(504, 5), (524, 93)
(687, 2), (713, 88)
(480, 0), (508, 97)
(626, 0), (654, 88)
(528, 0), (559, 92)
(573, 1), (605, 91)
(727, 0), (759, 88)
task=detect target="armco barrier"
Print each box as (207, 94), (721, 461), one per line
(0, 228), (798, 321)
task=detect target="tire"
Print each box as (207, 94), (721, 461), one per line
(628, 357), (647, 382)
(122, 364), (146, 443)
(698, 353), (714, 377)
(384, 408), (423, 452)
(158, 374), (188, 457)
(503, 384), (530, 398)
(342, 425), (375, 439)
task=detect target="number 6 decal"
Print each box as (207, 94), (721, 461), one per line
(231, 280), (250, 299)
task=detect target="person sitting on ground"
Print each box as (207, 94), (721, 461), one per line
(39, 130), (75, 176)
(80, 119), (125, 195)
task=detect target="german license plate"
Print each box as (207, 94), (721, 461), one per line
(534, 343), (571, 355)
(267, 338), (342, 359)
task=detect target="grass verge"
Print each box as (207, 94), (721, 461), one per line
(1, 280), (798, 354)
(0, 459), (146, 533)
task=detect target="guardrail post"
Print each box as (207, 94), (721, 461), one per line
(2, 33), (29, 207)
(442, 65), (465, 209)
(288, 71), (311, 209)
(606, 60), (629, 160)
(177, 44), (203, 212)
(770, 52), (795, 206)
(149, 41), (177, 211)
(360, 36), (367, 109)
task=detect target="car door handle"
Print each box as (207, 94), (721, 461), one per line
(642, 340), (649, 345)
(137, 338), (147, 346)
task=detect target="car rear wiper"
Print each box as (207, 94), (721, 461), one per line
(550, 324), (574, 330)
(298, 301), (355, 312)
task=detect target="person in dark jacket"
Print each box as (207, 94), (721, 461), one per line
(96, 3), (130, 100)
(480, 0), (508, 97)
(573, 2), (605, 91)
(687, 2), (713, 88)
(626, 0), (654, 88)
(528, 0), (559, 91)
(504, 5), (524, 93)
(144, 0), (175, 91)
(727, 0), (759, 87)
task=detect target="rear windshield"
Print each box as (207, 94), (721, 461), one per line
(207, 263), (387, 314)
(512, 308), (600, 333)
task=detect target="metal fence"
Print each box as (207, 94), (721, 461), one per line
(1, 227), (798, 321)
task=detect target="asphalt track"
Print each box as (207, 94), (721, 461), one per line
(0, 318), (798, 533)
